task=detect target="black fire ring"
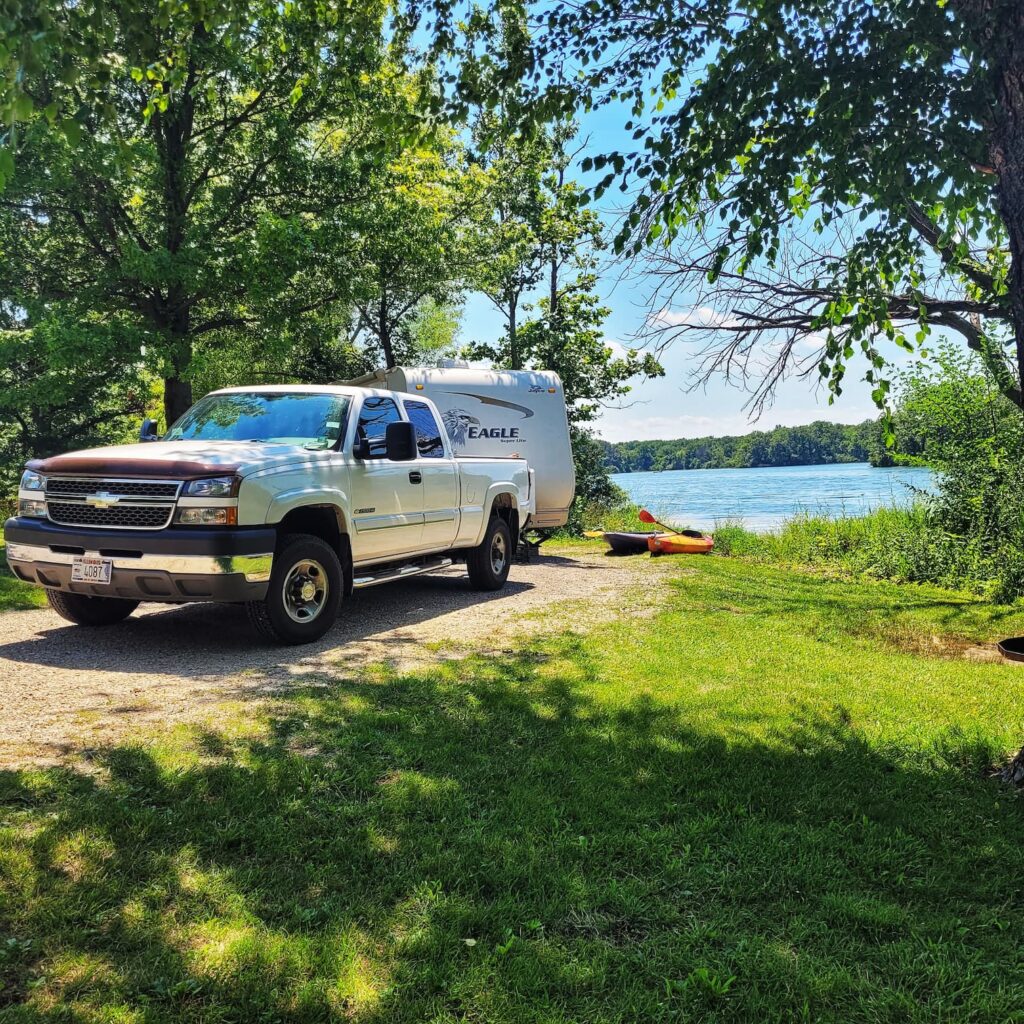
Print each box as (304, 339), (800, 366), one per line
(997, 637), (1024, 662)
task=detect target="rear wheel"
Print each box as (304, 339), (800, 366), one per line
(247, 533), (342, 645)
(467, 516), (512, 591)
(46, 589), (139, 626)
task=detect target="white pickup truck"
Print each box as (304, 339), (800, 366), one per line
(4, 371), (575, 644)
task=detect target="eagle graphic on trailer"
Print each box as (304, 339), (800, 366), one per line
(442, 409), (480, 449)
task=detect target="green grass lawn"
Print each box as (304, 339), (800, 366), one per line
(2, 554), (1024, 1021)
(0, 539), (46, 612)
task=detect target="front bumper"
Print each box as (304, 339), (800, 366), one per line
(3, 517), (275, 603)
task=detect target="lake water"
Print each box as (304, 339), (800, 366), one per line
(610, 462), (935, 532)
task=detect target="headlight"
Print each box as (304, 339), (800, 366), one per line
(176, 507), (238, 526)
(18, 499), (47, 517)
(20, 470), (45, 491)
(183, 475), (238, 497)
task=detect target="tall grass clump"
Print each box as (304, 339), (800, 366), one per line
(568, 496), (649, 534)
(714, 506), (983, 590)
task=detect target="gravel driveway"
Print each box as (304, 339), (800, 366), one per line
(0, 549), (660, 766)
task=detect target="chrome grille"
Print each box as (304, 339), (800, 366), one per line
(46, 478), (179, 499)
(44, 477), (181, 530)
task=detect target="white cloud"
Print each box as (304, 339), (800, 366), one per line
(650, 305), (742, 329)
(797, 332), (826, 351)
(651, 307), (825, 354)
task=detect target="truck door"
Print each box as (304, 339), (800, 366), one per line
(402, 398), (459, 550)
(348, 395), (424, 561)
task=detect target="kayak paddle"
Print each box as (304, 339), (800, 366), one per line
(638, 508), (681, 535)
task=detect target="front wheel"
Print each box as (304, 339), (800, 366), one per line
(46, 589), (139, 626)
(467, 517), (512, 591)
(246, 533), (343, 645)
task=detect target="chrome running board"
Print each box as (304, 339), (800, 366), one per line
(352, 556), (454, 589)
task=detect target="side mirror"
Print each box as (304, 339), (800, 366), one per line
(353, 434), (385, 460)
(140, 418), (159, 443)
(385, 421), (417, 461)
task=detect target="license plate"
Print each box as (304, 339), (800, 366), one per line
(71, 556), (113, 585)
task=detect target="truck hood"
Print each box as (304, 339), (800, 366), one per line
(27, 440), (326, 480)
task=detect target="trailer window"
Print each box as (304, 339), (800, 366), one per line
(356, 396), (402, 456)
(404, 400), (445, 458)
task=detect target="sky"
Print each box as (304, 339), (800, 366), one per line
(458, 95), (901, 444)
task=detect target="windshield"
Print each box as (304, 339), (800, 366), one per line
(165, 392), (351, 450)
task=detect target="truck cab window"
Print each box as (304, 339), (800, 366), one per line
(356, 396), (402, 456)
(404, 400), (445, 458)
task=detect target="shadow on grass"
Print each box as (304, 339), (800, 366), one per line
(678, 558), (1024, 648)
(0, 634), (1021, 1022)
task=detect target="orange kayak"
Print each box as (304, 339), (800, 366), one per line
(648, 531), (714, 555)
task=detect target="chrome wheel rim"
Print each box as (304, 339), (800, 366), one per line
(282, 558), (329, 623)
(491, 531), (507, 575)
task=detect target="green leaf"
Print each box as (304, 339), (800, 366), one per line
(60, 119), (82, 146)
(13, 95), (34, 120)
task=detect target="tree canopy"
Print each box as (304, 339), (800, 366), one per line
(442, 0), (1024, 418)
(1, 1), (433, 424)
(0, 1), (661, 514)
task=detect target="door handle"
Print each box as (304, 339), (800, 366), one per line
(409, 470), (422, 484)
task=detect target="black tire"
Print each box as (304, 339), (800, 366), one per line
(246, 533), (343, 645)
(45, 589), (139, 626)
(467, 516), (513, 591)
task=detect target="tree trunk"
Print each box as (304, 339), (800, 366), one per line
(965, 0), (1024, 779)
(550, 163), (564, 330)
(550, 256), (559, 325)
(163, 374), (193, 426)
(992, 19), (1024, 410)
(153, 45), (199, 430)
(162, 300), (193, 425)
(379, 286), (395, 368)
(508, 291), (521, 370)
(1002, 747), (1024, 786)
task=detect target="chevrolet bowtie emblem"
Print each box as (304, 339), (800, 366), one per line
(85, 491), (120, 508)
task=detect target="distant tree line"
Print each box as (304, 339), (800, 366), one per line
(603, 419), (885, 473)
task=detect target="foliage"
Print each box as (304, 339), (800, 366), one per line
(559, 494), (648, 536)
(713, 507), (980, 592)
(2, 555), (1024, 1018)
(1, 0), (417, 425)
(0, 317), (150, 494)
(457, 0), (1024, 417)
(891, 347), (1024, 600)
(559, 431), (629, 533)
(605, 419), (884, 473)
(402, 298), (464, 366)
(347, 133), (484, 367)
(514, 277), (662, 427)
